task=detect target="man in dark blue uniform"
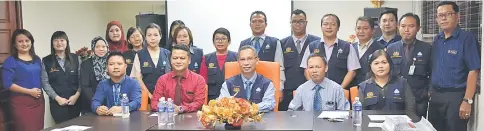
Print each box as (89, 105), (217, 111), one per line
(386, 13), (432, 118)
(240, 11), (285, 101)
(429, 2), (481, 131)
(376, 10), (401, 47)
(279, 9), (320, 111)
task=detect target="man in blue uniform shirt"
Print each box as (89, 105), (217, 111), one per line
(219, 46), (276, 112)
(376, 10), (402, 47)
(386, 13), (432, 118)
(428, 2), (481, 131)
(92, 52), (141, 115)
(279, 9), (320, 111)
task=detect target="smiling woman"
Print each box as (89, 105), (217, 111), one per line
(106, 21), (128, 53)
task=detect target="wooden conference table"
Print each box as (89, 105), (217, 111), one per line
(44, 110), (403, 131)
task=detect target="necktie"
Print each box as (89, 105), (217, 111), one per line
(405, 44), (412, 62)
(113, 84), (121, 106)
(174, 76), (182, 105)
(254, 37), (261, 52)
(313, 85), (323, 111)
(296, 40), (302, 53)
(245, 81), (253, 99)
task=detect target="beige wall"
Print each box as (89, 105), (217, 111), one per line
(100, 1), (165, 33)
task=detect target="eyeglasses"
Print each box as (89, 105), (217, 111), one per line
(291, 20), (307, 25)
(436, 12), (456, 19)
(214, 38), (228, 42)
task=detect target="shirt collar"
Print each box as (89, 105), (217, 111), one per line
(321, 37), (339, 47)
(311, 78), (328, 90)
(56, 55), (65, 61)
(109, 75), (127, 85)
(252, 34), (266, 41)
(241, 72), (258, 83)
(171, 69), (190, 79)
(377, 34), (397, 42)
(358, 38), (374, 47)
(438, 27), (462, 39)
(402, 39), (417, 46)
(292, 34), (308, 42)
(189, 47), (195, 54)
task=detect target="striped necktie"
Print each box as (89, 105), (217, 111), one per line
(245, 81), (253, 99)
(313, 85), (323, 111)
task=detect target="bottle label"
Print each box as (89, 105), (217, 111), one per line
(167, 107), (174, 112)
(354, 106), (362, 111)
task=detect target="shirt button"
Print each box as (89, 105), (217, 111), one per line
(383, 97), (385, 99)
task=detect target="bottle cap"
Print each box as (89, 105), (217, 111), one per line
(167, 98), (172, 101)
(160, 97), (165, 101)
(122, 93), (127, 97)
(355, 97), (359, 101)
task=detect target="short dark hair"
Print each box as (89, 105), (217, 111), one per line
(306, 53), (327, 66)
(399, 13), (421, 27)
(292, 9), (307, 18)
(212, 27), (231, 43)
(367, 49), (393, 79)
(321, 14), (340, 29)
(438, 1), (459, 13)
(171, 44), (191, 58)
(250, 11), (267, 23)
(169, 20), (185, 38)
(145, 23), (162, 37)
(107, 51), (126, 64)
(356, 16), (375, 29)
(379, 10), (398, 22)
(173, 25), (194, 47)
(126, 26), (144, 49)
(237, 45), (258, 59)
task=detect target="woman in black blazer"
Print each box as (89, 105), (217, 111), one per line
(80, 36), (110, 114)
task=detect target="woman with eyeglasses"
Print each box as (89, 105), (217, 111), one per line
(199, 28), (237, 101)
(124, 27), (144, 76)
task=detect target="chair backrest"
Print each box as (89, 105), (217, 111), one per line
(139, 89), (149, 111)
(224, 61), (280, 112)
(349, 87), (358, 104)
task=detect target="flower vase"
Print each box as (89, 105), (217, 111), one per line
(224, 120), (243, 130)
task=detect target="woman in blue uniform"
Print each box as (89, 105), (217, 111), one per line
(123, 27), (144, 76)
(80, 36), (110, 114)
(165, 20), (185, 51)
(41, 31), (81, 124)
(130, 23), (171, 99)
(2, 29), (44, 131)
(358, 49), (420, 122)
(173, 26), (203, 74)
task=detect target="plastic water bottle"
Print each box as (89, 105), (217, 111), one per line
(158, 97), (167, 125)
(121, 94), (130, 118)
(166, 98), (175, 125)
(352, 97), (362, 126)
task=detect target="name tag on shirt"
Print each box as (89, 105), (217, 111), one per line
(186, 91), (194, 95)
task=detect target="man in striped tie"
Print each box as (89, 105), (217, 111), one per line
(218, 46), (276, 112)
(288, 53), (349, 111)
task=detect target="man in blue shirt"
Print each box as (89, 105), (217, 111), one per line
(428, 2), (481, 131)
(376, 10), (402, 47)
(219, 45), (276, 112)
(92, 51), (141, 115)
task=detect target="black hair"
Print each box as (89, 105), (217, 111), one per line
(173, 25), (194, 47)
(367, 49), (394, 80)
(306, 53), (328, 66)
(438, 1), (459, 13)
(212, 27), (231, 43)
(106, 51), (126, 64)
(356, 16), (376, 29)
(321, 14), (341, 29)
(126, 27), (144, 49)
(399, 13), (421, 27)
(169, 20), (185, 38)
(292, 9), (307, 18)
(250, 11), (267, 23)
(10, 29), (39, 60)
(171, 44), (191, 58)
(379, 10), (398, 23)
(145, 23), (163, 37)
(237, 45), (258, 59)
(50, 31), (75, 71)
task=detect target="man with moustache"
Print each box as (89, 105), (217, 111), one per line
(279, 9), (320, 111)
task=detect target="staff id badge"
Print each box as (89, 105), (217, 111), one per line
(408, 58), (416, 75)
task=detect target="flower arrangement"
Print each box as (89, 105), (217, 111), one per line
(197, 96), (264, 129)
(347, 34), (357, 43)
(75, 47), (92, 61)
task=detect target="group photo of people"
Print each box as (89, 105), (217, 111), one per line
(0, 1), (481, 131)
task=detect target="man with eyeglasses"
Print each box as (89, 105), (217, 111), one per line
(278, 9), (320, 111)
(240, 10), (285, 103)
(429, 1), (481, 131)
(301, 14), (361, 91)
(218, 46), (276, 112)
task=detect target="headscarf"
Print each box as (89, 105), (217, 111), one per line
(106, 21), (128, 53)
(91, 36), (110, 81)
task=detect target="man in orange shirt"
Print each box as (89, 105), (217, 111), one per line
(151, 44), (206, 113)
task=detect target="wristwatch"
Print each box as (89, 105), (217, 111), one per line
(463, 98), (473, 104)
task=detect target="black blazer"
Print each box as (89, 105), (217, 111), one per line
(79, 58), (100, 113)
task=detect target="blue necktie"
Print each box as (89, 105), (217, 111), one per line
(254, 37), (261, 52)
(245, 81), (253, 99)
(313, 85), (322, 111)
(113, 84), (121, 106)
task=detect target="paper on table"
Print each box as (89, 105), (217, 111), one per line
(367, 115), (410, 122)
(149, 113), (158, 117)
(368, 122), (383, 128)
(317, 111), (349, 119)
(51, 125), (91, 131)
